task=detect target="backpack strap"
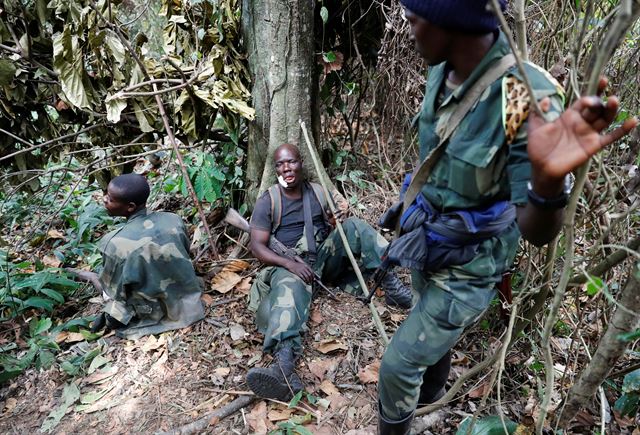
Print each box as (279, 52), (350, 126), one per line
(268, 184), (283, 235)
(308, 182), (331, 223)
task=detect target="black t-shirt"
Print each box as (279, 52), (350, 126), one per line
(251, 186), (329, 248)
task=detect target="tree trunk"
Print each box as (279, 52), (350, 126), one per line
(242, 0), (329, 205)
(557, 262), (640, 427)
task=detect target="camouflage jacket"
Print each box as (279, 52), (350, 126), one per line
(98, 208), (204, 339)
(418, 32), (564, 211)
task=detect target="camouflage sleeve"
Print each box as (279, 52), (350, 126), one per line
(505, 67), (565, 205)
(250, 191), (272, 231)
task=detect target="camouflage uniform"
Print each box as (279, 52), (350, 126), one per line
(99, 208), (205, 339)
(249, 215), (389, 355)
(378, 33), (564, 419)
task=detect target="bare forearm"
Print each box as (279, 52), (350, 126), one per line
(249, 240), (294, 269)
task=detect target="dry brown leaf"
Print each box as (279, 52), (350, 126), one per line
(142, 334), (166, 353)
(213, 367), (230, 377)
(468, 381), (491, 398)
(211, 270), (243, 294)
(4, 397), (17, 413)
(308, 358), (337, 380)
(319, 380), (340, 396)
(315, 339), (348, 354)
(357, 360), (380, 384)
(327, 392), (348, 411)
(305, 424), (336, 435)
(64, 332), (86, 343)
(201, 294), (214, 306)
(83, 367), (119, 385)
(310, 308), (323, 325)
(42, 255), (61, 268)
(47, 229), (65, 239)
(247, 401), (269, 435)
(267, 407), (294, 422)
(236, 277), (252, 295)
(224, 259), (252, 273)
(390, 312), (405, 322)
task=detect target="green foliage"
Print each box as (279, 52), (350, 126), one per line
(456, 415), (518, 435)
(614, 368), (640, 417)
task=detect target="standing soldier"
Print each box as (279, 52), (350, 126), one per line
(376, 0), (638, 433)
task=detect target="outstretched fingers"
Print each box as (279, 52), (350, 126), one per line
(599, 117), (639, 147)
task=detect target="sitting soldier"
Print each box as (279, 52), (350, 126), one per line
(245, 143), (412, 401)
(68, 173), (205, 339)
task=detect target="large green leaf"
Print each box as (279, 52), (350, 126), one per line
(52, 26), (90, 108)
(456, 416), (519, 435)
(0, 59), (16, 85)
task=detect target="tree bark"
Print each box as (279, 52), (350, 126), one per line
(242, 0), (330, 204)
(557, 262), (640, 427)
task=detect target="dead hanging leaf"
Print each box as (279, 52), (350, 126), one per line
(267, 407), (294, 422)
(211, 270), (243, 294)
(236, 276), (252, 295)
(357, 360), (380, 384)
(247, 401), (269, 435)
(42, 255), (62, 268)
(315, 339), (348, 354)
(468, 381), (492, 398)
(47, 229), (65, 240)
(319, 380), (340, 396)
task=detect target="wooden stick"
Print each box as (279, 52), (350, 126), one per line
(155, 395), (256, 435)
(299, 120), (390, 345)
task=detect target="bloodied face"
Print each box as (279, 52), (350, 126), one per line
(273, 144), (303, 191)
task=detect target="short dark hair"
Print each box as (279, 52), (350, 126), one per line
(109, 174), (150, 206)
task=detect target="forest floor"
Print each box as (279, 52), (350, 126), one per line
(1, 157), (639, 435)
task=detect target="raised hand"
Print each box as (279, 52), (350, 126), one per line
(527, 77), (637, 195)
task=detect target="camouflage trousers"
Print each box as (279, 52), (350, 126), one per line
(378, 224), (520, 420)
(249, 217), (388, 355)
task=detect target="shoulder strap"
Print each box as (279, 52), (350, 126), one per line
(398, 53), (516, 236)
(268, 184), (282, 234)
(309, 182), (330, 221)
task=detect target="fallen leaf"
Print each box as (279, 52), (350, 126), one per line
(236, 277), (252, 295)
(47, 229), (65, 239)
(357, 360), (380, 384)
(327, 392), (348, 410)
(141, 334), (166, 353)
(319, 380), (339, 396)
(315, 339), (348, 354)
(468, 381), (492, 398)
(211, 270), (243, 294)
(229, 323), (246, 341)
(390, 312), (405, 322)
(42, 255), (61, 268)
(247, 401), (269, 435)
(201, 294), (214, 306)
(224, 259), (252, 273)
(4, 397), (17, 412)
(83, 366), (119, 385)
(267, 407), (294, 422)
(64, 332), (86, 344)
(308, 358), (337, 380)
(41, 383), (80, 432)
(310, 308), (323, 325)
(214, 367), (230, 377)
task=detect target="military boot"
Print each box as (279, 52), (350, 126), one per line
(378, 402), (414, 435)
(246, 346), (303, 401)
(381, 273), (413, 309)
(418, 351), (451, 405)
